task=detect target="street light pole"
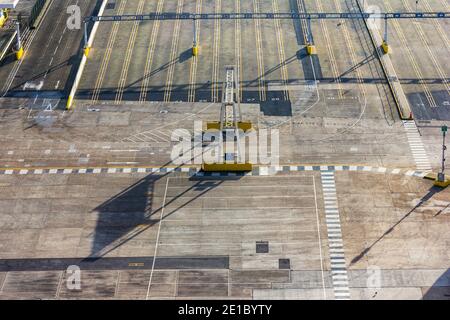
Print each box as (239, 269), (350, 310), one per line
(438, 125), (447, 182)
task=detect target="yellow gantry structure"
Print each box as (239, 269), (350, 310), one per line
(203, 66), (253, 172)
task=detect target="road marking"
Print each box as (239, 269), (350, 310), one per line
(211, 0), (222, 102)
(115, 0), (146, 103)
(333, 0), (366, 100)
(253, 0), (266, 101)
(313, 0), (343, 99)
(401, 0), (450, 96)
(0, 165), (429, 178)
(403, 120), (432, 171)
(146, 177), (170, 300)
(272, 0), (289, 101)
(313, 175), (327, 300)
(187, 0), (203, 103)
(320, 171), (350, 300)
(140, 0), (165, 102)
(383, 0), (437, 108)
(235, 0), (243, 103)
(91, 0), (128, 103)
(163, 0), (184, 103)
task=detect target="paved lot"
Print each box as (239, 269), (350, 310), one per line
(0, 0), (448, 300)
(77, 0), (397, 123)
(0, 170), (448, 299)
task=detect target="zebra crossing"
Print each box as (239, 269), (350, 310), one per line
(403, 120), (432, 171)
(320, 171), (351, 300)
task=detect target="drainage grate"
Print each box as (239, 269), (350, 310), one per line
(279, 259), (290, 270)
(256, 241), (269, 253)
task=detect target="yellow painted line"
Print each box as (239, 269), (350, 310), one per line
(383, 0), (437, 108)
(313, 0), (343, 99)
(423, 0), (450, 53)
(235, 0), (243, 103)
(163, 0), (184, 103)
(401, 0), (450, 96)
(115, 0), (146, 104)
(333, 0), (366, 100)
(211, 0), (221, 103)
(128, 263), (145, 267)
(253, 0), (266, 102)
(140, 0), (164, 103)
(188, 0), (202, 103)
(272, 0), (290, 101)
(91, 0), (128, 103)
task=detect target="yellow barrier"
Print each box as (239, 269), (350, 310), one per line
(202, 163), (253, 172)
(206, 121), (254, 132)
(434, 178), (450, 188)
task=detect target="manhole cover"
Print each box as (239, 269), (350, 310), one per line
(256, 241), (269, 253)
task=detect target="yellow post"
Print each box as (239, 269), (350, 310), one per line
(192, 45), (198, 57)
(84, 46), (91, 57)
(307, 44), (316, 55)
(66, 95), (73, 110)
(381, 41), (389, 54)
(0, 9), (8, 28)
(15, 47), (24, 60)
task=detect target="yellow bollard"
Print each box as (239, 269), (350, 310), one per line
(66, 95), (73, 110)
(0, 9), (8, 28)
(84, 46), (91, 58)
(15, 47), (24, 60)
(192, 45), (198, 57)
(381, 41), (389, 54)
(306, 44), (316, 55)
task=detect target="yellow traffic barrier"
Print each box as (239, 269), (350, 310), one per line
(306, 44), (316, 55)
(206, 121), (254, 132)
(202, 163), (253, 172)
(15, 47), (24, 60)
(381, 41), (389, 54)
(192, 45), (198, 57)
(434, 179), (450, 188)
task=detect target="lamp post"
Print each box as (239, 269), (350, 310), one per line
(438, 125), (447, 182)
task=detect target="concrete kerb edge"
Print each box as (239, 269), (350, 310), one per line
(354, 0), (413, 121)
